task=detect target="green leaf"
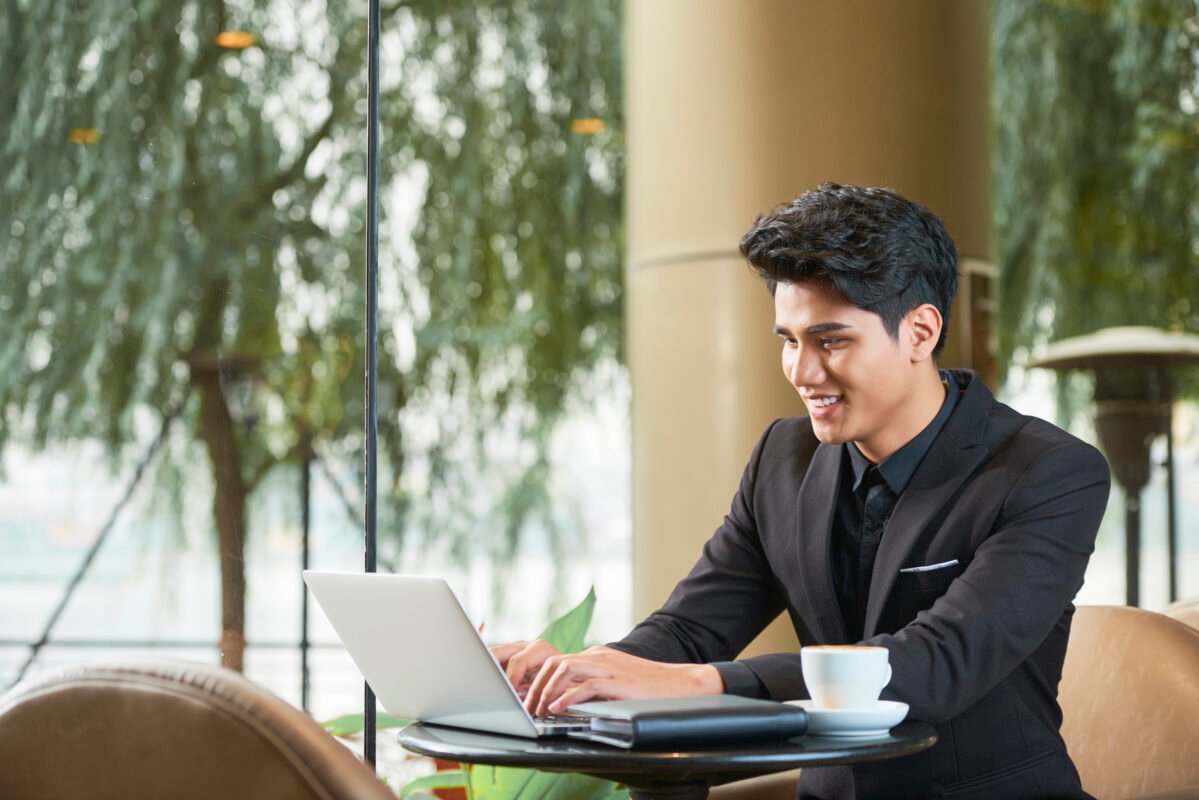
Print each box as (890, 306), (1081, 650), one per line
(399, 770), (469, 798)
(468, 764), (627, 800)
(536, 586), (596, 655)
(320, 712), (414, 737)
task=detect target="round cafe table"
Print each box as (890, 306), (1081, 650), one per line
(398, 720), (937, 800)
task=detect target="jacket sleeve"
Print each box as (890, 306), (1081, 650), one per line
(608, 420), (788, 672)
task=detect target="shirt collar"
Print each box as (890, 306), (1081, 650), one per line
(847, 369), (961, 496)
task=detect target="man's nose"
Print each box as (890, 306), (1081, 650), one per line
(786, 343), (825, 387)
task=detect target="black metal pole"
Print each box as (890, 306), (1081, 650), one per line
(300, 443), (312, 712)
(364, 0), (381, 769)
(1166, 404), (1178, 604)
(1125, 492), (1140, 607)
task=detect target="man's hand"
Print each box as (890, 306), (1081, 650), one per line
(523, 645), (724, 715)
(491, 639), (563, 700)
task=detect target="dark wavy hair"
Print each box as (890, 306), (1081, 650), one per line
(739, 183), (959, 356)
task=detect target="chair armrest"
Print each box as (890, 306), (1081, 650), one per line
(1134, 788), (1199, 800)
(709, 768), (801, 800)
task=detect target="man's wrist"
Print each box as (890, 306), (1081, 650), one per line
(686, 663), (726, 695)
(709, 661), (770, 698)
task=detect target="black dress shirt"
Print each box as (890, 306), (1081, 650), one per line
(834, 374), (959, 641)
(715, 371), (960, 697)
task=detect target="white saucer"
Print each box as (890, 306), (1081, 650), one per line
(785, 700), (909, 737)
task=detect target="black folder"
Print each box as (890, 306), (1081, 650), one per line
(566, 695), (808, 749)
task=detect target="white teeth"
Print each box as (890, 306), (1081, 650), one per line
(811, 396), (840, 408)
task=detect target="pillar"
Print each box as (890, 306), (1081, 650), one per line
(625, 0), (991, 655)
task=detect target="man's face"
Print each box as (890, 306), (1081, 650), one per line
(773, 280), (924, 462)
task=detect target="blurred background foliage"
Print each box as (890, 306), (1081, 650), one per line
(0, 0), (623, 670)
(11, 0), (1197, 679)
(991, 0), (1199, 396)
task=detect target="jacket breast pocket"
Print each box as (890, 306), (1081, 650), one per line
(894, 559), (968, 594)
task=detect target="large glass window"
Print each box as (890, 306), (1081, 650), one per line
(991, 1), (1198, 608)
(1, 0), (628, 731)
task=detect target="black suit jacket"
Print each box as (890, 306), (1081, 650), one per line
(613, 370), (1111, 799)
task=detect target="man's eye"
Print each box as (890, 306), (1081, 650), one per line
(820, 338), (845, 348)
(781, 337), (798, 348)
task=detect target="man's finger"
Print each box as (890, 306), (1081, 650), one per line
(505, 642), (545, 688)
(532, 657), (610, 716)
(523, 653), (563, 713)
(504, 649), (529, 687)
(531, 658), (580, 717)
(506, 640), (561, 690)
(490, 641), (527, 668)
(549, 678), (616, 714)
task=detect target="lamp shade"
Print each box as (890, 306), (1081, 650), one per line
(1025, 326), (1199, 371)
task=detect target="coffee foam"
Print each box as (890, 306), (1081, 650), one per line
(802, 645), (887, 652)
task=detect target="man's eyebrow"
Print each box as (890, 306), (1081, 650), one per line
(806, 322), (854, 334)
(773, 322), (855, 335)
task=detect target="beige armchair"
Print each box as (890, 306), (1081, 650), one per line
(1164, 596), (1199, 631)
(0, 658), (395, 800)
(715, 605), (1199, 800)
(1060, 605), (1199, 800)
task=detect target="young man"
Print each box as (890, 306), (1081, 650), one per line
(494, 184), (1110, 799)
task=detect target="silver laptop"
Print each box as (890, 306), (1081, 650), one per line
(303, 570), (591, 738)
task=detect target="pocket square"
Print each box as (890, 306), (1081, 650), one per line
(899, 559), (960, 574)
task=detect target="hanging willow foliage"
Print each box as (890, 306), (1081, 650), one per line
(0, 0), (623, 668)
(991, 0), (1198, 386)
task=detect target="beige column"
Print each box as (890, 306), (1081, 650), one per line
(625, 0), (991, 655)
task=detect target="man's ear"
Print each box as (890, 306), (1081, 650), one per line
(906, 304), (943, 363)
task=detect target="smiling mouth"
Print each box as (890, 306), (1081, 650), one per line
(809, 396), (841, 409)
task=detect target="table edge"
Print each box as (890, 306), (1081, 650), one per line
(397, 721), (938, 774)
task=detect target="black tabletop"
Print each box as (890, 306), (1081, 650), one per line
(398, 721), (937, 799)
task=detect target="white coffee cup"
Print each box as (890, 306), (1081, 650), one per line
(800, 645), (892, 710)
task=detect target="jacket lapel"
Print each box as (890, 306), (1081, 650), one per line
(794, 442), (849, 644)
(862, 373), (992, 637)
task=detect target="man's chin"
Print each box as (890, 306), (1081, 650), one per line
(809, 423), (848, 445)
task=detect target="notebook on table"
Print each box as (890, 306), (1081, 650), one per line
(566, 695), (809, 749)
(303, 570), (591, 738)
